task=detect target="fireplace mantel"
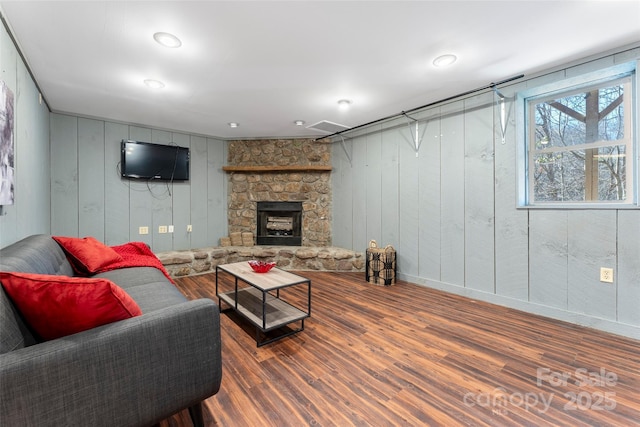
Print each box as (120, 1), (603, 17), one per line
(223, 165), (332, 173)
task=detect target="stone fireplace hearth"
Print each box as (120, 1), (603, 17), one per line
(224, 139), (332, 247)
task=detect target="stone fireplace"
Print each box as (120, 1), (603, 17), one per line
(224, 139), (332, 247)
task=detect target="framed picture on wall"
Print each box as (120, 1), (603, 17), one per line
(0, 80), (15, 206)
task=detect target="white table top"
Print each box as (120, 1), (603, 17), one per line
(217, 261), (309, 291)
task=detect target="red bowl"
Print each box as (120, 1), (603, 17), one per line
(248, 260), (276, 273)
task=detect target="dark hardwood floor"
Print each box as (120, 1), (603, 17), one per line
(161, 271), (640, 427)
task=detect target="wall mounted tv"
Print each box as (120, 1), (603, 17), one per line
(121, 140), (189, 181)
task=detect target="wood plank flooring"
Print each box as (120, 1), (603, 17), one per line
(160, 272), (640, 427)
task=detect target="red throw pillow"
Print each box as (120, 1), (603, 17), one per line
(0, 272), (142, 341)
(53, 236), (123, 275)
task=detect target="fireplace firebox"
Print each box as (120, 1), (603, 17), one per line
(256, 201), (303, 246)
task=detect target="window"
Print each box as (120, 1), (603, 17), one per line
(522, 63), (637, 207)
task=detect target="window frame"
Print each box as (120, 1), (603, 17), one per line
(517, 61), (639, 209)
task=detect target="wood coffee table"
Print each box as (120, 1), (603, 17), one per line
(215, 261), (311, 346)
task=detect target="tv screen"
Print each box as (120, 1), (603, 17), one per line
(121, 140), (189, 181)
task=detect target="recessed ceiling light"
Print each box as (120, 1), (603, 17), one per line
(337, 99), (352, 110)
(433, 54), (457, 67)
(228, 122), (239, 128)
(294, 120), (306, 126)
(143, 79), (165, 89)
(153, 32), (182, 48)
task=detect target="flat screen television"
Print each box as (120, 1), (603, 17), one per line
(121, 140), (189, 181)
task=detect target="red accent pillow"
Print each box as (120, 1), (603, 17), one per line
(0, 272), (142, 341)
(52, 236), (123, 275)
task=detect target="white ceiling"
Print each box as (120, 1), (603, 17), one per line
(1, 1), (639, 140)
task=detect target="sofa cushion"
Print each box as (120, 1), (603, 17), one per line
(52, 236), (123, 275)
(0, 234), (75, 350)
(0, 234), (75, 277)
(94, 266), (171, 289)
(95, 267), (188, 312)
(0, 288), (26, 354)
(0, 272), (142, 341)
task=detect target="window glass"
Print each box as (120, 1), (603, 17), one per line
(526, 73), (634, 206)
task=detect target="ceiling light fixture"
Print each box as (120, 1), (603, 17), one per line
(153, 32), (182, 48)
(228, 122), (239, 128)
(432, 54), (457, 67)
(143, 79), (165, 89)
(294, 120), (306, 126)
(337, 99), (352, 110)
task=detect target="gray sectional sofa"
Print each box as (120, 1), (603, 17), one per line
(0, 234), (222, 427)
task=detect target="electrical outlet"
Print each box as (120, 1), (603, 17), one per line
(139, 226), (149, 235)
(158, 225), (168, 234)
(187, 224), (192, 232)
(600, 267), (614, 283)
(168, 225), (174, 233)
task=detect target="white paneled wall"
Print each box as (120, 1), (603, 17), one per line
(49, 115), (227, 252)
(0, 23), (50, 248)
(332, 47), (640, 339)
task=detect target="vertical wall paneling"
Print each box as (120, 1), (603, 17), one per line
(351, 134), (368, 251)
(189, 135), (208, 248)
(398, 122), (420, 276)
(104, 122), (130, 245)
(0, 25), (16, 89)
(380, 127), (399, 248)
(529, 210), (568, 309)
(50, 114), (79, 236)
(48, 116), (228, 252)
(494, 84), (529, 299)
(615, 47), (640, 327)
(439, 101), (465, 287)
(206, 137), (226, 247)
(418, 111), (442, 280)
(328, 46), (640, 338)
(463, 93), (495, 293)
(617, 210), (640, 326)
(0, 25), (18, 244)
(148, 130), (174, 252)
(77, 118), (105, 239)
(170, 132), (191, 249)
(567, 210), (617, 321)
(0, 24), (50, 247)
(15, 55), (50, 239)
(331, 138), (354, 249)
(365, 131), (382, 245)
(127, 126), (153, 247)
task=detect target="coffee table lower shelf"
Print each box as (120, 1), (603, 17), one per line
(218, 287), (309, 346)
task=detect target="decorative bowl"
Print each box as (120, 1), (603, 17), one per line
(248, 260), (276, 273)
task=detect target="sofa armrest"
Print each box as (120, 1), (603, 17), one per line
(0, 298), (222, 427)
